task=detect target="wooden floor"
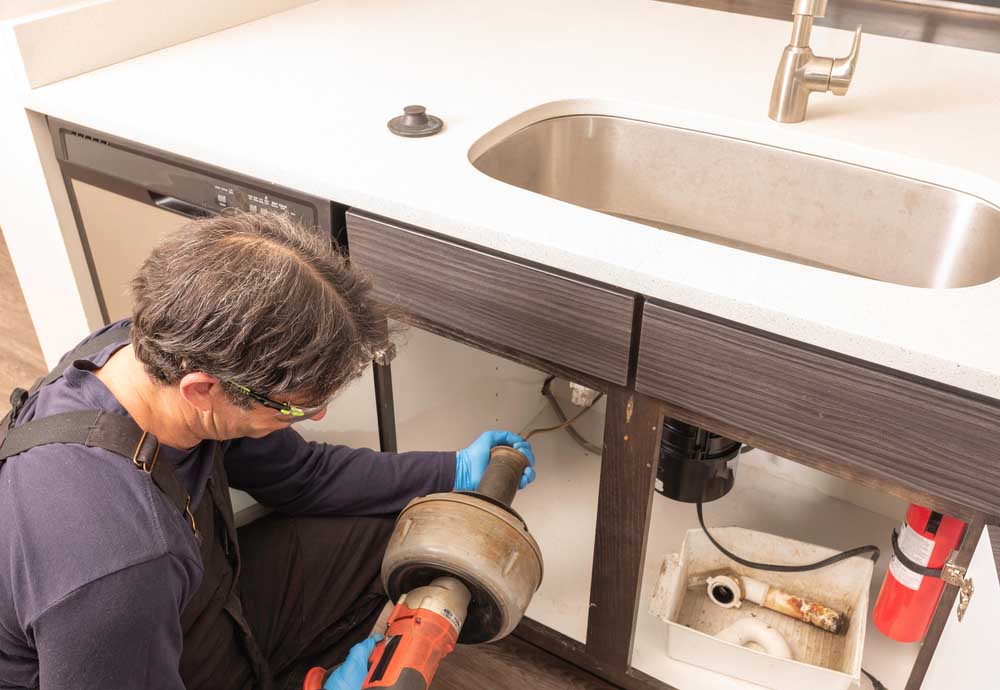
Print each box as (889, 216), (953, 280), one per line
(0, 227), (47, 414)
(436, 635), (617, 690)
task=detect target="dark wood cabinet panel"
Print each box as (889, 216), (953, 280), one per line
(586, 388), (662, 670)
(636, 301), (1000, 520)
(346, 211), (635, 384)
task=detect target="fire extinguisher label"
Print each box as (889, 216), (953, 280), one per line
(889, 522), (936, 590)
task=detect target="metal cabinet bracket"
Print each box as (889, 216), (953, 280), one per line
(372, 343), (397, 367)
(941, 558), (974, 622)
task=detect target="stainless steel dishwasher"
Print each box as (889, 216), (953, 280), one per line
(47, 118), (380, 525)
(48, 117), (340, 325)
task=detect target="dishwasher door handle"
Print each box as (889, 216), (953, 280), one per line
(150, 193), (215, 219)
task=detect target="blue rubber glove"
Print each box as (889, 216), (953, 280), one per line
(455, 430), (536, 492)
(323, 635), (383, 690)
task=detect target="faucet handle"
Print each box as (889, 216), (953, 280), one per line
(829, 26), (862, 95)
(793, 0), (828, 17)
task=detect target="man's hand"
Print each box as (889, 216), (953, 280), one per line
(323, 635), (382, 690)
(455, 430), (535, 492)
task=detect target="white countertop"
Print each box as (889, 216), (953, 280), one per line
(23, 0), (1000, 398)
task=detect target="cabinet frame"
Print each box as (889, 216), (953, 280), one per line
(345, 209), (995, 690)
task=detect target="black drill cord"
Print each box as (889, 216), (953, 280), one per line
(696, 501), (880, 572)
(861, 668), (890, 690)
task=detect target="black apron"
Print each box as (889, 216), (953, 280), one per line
(0, 326), (273, 690)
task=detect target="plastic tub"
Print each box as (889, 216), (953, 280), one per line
(649, 527), (874, 690)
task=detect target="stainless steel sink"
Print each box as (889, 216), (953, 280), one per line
(471, 115), (1000, 288)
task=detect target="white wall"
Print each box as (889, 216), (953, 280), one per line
(0, 20), (91, 366)
(0, 0), (319, 365)
(0, 0), (80, 22)
(13, 0), (317, 88)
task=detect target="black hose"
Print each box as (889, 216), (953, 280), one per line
(697, 500), (880, 572)
(862, 668), (889, 690)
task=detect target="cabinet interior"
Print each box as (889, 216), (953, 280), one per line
(299, 322), (924, 689)
(389, 323), (604, 644)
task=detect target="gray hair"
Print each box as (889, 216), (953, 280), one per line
(130, 211), (386, 408)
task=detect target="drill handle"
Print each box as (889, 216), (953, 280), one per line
(365, 667), (428, 690)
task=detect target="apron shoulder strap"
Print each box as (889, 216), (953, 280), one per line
(0, 323), (198, 535)
(0, 322), (133, 448)
(0, 409), (196, 537)
(1, 323), (133, 433)
(39, 324), (133, 389)
(0, 410), (109, 460)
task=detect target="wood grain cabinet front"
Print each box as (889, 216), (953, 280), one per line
(345, 211), (635, 385)
(635, 300), (1000, 520)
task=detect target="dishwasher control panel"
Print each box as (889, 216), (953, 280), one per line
(209, 181), (312, 222)
(56, 124), (323, 229)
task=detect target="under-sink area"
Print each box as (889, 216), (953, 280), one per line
(355, 324), (920, 690)
(470, 113), (1000, 289)
(228, 313), (930, 690)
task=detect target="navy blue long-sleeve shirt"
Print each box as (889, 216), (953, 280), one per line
(0, 325), (455, 689)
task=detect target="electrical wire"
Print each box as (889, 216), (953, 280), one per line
(523, 387), (604, 442)
(696, 500), (880, 572)
(522, 376), (604, 444)
(535, 377), (604, 454)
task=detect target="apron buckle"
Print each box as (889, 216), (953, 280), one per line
(131, 430), (160, 474)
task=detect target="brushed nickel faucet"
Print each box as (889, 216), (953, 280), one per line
(769, 0), (862, 123)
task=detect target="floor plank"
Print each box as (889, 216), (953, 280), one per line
(0, 226), (47, 414)
(435, 636), (618, 690)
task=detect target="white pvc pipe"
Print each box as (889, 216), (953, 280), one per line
(741, 575), (770, 606)
(716, 618), (794, 660)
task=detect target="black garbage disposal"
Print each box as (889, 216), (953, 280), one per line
(656, 417), (740, 503)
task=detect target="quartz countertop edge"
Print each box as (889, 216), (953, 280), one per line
(19, 0), (1000, 400)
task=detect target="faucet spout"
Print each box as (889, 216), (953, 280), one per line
(769, 2), (862, 123)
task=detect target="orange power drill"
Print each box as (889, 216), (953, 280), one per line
(304, 445), (538, 690)
(303, 577), (471, 690)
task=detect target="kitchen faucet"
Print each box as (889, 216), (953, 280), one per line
(769, 0), (862, 123)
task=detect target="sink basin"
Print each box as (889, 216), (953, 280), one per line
(471, 115), (1000, 288)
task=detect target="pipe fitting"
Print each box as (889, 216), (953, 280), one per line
(705, 571), (849, 634)
(706, 573), (744, 608)
(716, 618), (794, 659)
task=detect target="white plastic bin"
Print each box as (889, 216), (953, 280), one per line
(649, 527), (874, 690)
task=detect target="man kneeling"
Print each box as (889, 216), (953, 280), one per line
(0, 212), (535, 690)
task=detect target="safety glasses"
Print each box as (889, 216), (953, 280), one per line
(226, 382), (329, 422)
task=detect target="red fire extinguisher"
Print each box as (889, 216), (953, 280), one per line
(872, 504), (967, 643)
